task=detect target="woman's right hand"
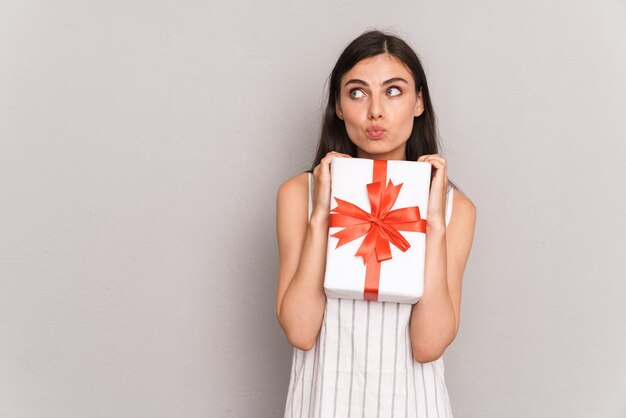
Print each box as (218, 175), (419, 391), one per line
(311, 151), (352, 224)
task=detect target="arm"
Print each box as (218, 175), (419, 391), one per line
(275, 173), (327, 350)
(409, 188), (477, 362)
(275, 152), (351, 350)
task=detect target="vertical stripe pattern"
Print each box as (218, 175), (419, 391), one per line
(283, 176), (455, 417)
(347, 299), (355, 417)
(333, 298), (341, 418)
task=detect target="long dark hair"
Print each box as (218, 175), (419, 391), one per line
(310, 29), (457, 190)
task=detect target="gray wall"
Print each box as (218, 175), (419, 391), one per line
(1, 1), (625, 417)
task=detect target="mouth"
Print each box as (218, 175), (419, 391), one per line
(366, 126), (386, 140)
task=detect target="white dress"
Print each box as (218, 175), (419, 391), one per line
(284, 172), (455, 418)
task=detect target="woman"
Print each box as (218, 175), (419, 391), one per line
(276, 29), (477, 417)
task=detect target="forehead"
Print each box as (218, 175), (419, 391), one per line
(342, 54), (415, 85)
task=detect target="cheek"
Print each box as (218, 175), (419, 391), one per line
(402, 101), (419, 119)
(341, 104), (363, 122)
(344, 121), (363, 139)
(394, 106), (416, 136)
(393, 100), (417, 116)
(340, 108), (365, 141)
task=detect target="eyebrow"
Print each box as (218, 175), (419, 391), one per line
(343, 77), (409, 88)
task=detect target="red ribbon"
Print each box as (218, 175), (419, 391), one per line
(329, 160), (427, 301)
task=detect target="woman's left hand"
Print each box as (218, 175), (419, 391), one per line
(417, 154), (448, 229)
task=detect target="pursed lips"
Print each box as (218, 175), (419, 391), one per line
(366, 125), (386, 139)
(366, 125), (386, 133)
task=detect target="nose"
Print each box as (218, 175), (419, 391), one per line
(368, 95), (383, 120)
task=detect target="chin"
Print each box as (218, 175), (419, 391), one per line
(362, 144), (406, 160)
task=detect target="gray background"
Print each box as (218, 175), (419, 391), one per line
(1, 0), (625, 417)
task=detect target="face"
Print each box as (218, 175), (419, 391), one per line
(335, 54), (424, 160)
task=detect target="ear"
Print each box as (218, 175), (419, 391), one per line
(335, 100), (344, 120)
(414, 89), (425, 117)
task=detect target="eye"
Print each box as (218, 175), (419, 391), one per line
(349, 89), (365, 99)
(387, 86), (402, 96)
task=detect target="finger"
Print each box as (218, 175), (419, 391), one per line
(323, 151), (341, 160)
(426, 158), (445, 167)
(321, 154), (335, 165)
(423, 156), (446, 167)
(423, 154), (446, 162)
(321, 152), (349, 167)
(327, 151), (351, 159)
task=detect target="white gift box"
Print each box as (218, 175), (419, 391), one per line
(324, 158), (431, 304)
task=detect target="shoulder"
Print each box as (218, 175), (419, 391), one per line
(276, 172), (311, 268)
(448, 187), (477, 246)
(277, 171), (309, 204)
(450, 187), (477, 222)
(276, 171), (310, 221)
(277, 171), (309, 195)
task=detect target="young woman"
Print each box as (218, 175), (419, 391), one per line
(276, 30), (476, 418)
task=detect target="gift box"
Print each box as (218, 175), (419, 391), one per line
(324, 157), (431, 304)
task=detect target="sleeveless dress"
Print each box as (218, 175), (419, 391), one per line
(284, 173), (455, 418)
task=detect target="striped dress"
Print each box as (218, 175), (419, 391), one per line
(283, 172), (455, 418)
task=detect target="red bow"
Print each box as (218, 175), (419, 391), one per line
(330, 160), (427, 301)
